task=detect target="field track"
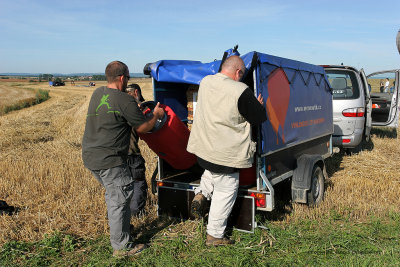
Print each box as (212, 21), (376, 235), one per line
(0, 81), (36, 110)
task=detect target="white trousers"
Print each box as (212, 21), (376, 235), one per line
(195, 170), (239, 238)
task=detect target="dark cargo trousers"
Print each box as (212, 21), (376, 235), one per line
(91, 164), (135, 251)
(127, 154), (148, 216)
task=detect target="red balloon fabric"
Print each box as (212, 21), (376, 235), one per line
(138, 104), (197, 170)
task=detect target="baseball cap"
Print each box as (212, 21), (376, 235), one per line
(127, 83), (145, 102)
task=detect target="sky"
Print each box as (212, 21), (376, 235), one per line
(0, 0), (399, 75)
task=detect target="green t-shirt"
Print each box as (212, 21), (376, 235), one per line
(82, 86), (147, 170)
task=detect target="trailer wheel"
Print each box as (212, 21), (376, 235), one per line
(307, 165), (325, 206)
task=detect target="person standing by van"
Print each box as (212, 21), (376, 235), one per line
(390, 81), (395, 94)
(384, 78), (390, 93)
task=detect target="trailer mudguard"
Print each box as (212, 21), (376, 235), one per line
(291, 154), (325, 203)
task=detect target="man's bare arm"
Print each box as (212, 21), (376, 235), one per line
(135, 102), (165, 133)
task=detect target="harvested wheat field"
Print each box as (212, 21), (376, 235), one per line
(0, 80), (399, 246)
(0, 81), (37, 114)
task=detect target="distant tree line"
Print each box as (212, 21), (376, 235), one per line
(36, 74), (106, 82)
(39, 74), (53, 82)
(2, 73), (147, 81)
(3, 74), (110, 83)
(92, 75), (106, 81)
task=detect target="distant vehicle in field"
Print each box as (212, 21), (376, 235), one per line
(53, 81), (65, 86)
(51, 77), (65, 86)
(322, 65), (399, 154)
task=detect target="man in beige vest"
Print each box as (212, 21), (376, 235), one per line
(187, 55), (267, 246)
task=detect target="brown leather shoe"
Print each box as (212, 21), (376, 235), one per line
(191, 193), (207, 218)
(206, 234), (235, 246)
(112, 243), (148, 258)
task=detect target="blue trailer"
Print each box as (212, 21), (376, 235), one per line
(143, 48), (333, 232)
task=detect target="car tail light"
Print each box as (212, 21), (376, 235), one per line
(372, 104), (381, 109)
(342, 107), (364, 117)
(249, 192), (266, 208)
(157, 181), (174, 187)
(342, 139), (351, 144)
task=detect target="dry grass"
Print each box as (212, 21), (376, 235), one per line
(291, 130), (400, 222)
(0, 79), (399, 246)
(0, 81), (37, 113)
(0, 79), (158, 245)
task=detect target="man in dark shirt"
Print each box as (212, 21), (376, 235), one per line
(126, 83), (148, 217)
(82, 61), (164, 258)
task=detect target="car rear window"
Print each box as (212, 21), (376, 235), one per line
(325, 70), (360, 100)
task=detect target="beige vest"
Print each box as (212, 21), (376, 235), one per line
(187, 73), (256, 169)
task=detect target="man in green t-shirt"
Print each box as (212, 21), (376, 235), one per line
(82, 61), (164, 258)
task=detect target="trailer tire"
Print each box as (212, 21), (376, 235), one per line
(307, 165), (325, 206)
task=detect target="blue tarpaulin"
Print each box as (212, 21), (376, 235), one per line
(148, 59), (220, 85)
(148, 51), (327, 85)
(146, 50), (332, 154)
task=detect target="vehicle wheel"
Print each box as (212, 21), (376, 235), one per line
(347, 143), (362, 155)
(347, 134), (365, 155)
(307, 165), (325, 206)
(365, 130), (371, 143)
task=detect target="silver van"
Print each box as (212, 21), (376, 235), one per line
(323, 65), (399, 153)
